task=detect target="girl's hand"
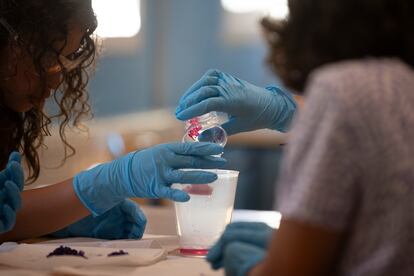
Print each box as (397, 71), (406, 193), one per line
(73, 142), (226, 216)
(176, 69), (297, 135)
(0, 152), (24, 234)
(50, 199), (147, 239)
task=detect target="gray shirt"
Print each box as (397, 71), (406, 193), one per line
(276, 58), (414, 276)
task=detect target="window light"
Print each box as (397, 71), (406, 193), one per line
(221, 0), (288, 19)
(92, 0), (141, 38)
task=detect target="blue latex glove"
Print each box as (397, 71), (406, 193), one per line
(50, 199), (147, 239)
(74, 142), (226, 216)
(0, 152), (24, 234)
(219, 241), (266, 276)
(207, 222), (273, 269)
(175, 69), (297, 135)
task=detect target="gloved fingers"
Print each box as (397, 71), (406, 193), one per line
(215, 70), (240, 85)
(91, 219), (111, 238)
(226, 222), (273, 232)
(121, 200), (148, 227)
(126, 223), (145, 239)
(184, 73), (220, 97)
(168, 169), (218, 184)
(178, 69), (221, 103)
(169, 155), (226, 170)
(0, 172), (6, 186)
(207, 227), (272, 266)
(6, 162), (24, 191)
(157, 186), (190, 202)
(0, 216), (9, 233)
(177, 78), (220, 114)
(0, 190), (5, 204)
(221, 118), (242, 136)
(134, 220), (146, 239)
(175, 98), (227, 121)
(48, 217), (82, 238)
(168, 142), (224, 156)
(0, 204), (16, 232)
(4, 180), (22, 211)
(222, 241), (266, 275)
(177, 86), (221, 111)
(121, 222), (133, 237)
(201, 68), (222, 78)
(2, 156), (22, 188)
(99, 222), (128, 240)
(0, 220), (6, 233)
(112, 202), (146, 239)
(119, 199), (137, 217)
(0, 153), (21, 185)
(8, 152), (21, 164)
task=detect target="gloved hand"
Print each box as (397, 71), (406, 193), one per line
(0, 152), (24, 234)
(175, 69), (297, 135)
(216, 241), (266, 276)
(50, 199), (147, 239)
(74, 142), (226, 216)
(207, 222), (273, 269)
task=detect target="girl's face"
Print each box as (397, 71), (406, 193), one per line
(0, 24), (86, 112)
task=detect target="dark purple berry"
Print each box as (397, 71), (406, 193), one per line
(47, 245), (87, 258)
(107, 250), (129, 257)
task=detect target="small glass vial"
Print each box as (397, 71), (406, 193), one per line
(182, 111), (228, 147)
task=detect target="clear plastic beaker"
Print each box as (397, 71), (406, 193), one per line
(172, 169), (239, 257)
(182, 111), (229, 147)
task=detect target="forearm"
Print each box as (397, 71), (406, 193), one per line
(0, 178), (90, 242)
(249, 219), (343, 276)
(249, 262), (268, 276)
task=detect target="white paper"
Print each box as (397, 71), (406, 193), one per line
(0, 240), (166, 271)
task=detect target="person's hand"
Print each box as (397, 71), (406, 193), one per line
(0, 152), (24, 234)
(207, 222), (273, 269)
(50, 199), (147, 239)
(214, 241), (266, 276)
(74, 142), (226, 216)
(175, 69), (297, 135)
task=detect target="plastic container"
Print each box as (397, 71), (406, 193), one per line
(182, 111), (229, 147)
(172, 169), (239, 257)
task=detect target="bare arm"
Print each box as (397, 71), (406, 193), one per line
(250, 218), (344, 276)
(0, 179), (90, 242)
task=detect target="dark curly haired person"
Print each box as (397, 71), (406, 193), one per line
(0, 0), (228, 240)
(175, 0), (414, 275)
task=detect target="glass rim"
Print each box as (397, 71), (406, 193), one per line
(181, 168), (239, 177)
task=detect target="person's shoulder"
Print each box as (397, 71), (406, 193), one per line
(306, 58), (414, 106)
(310, 58), (413, 88)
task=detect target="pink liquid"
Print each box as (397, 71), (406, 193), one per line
(183, 185), (213, 196)
(179, 248), (209, 256)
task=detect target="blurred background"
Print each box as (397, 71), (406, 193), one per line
(34, 0), (289, 210)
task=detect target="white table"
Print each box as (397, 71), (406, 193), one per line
(0, 206), (280, 275)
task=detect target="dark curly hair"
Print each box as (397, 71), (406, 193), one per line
(261, 0), (414, 93)
(0, 0), (97, 183)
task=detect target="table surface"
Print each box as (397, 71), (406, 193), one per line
(0, 206), (281, 275)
